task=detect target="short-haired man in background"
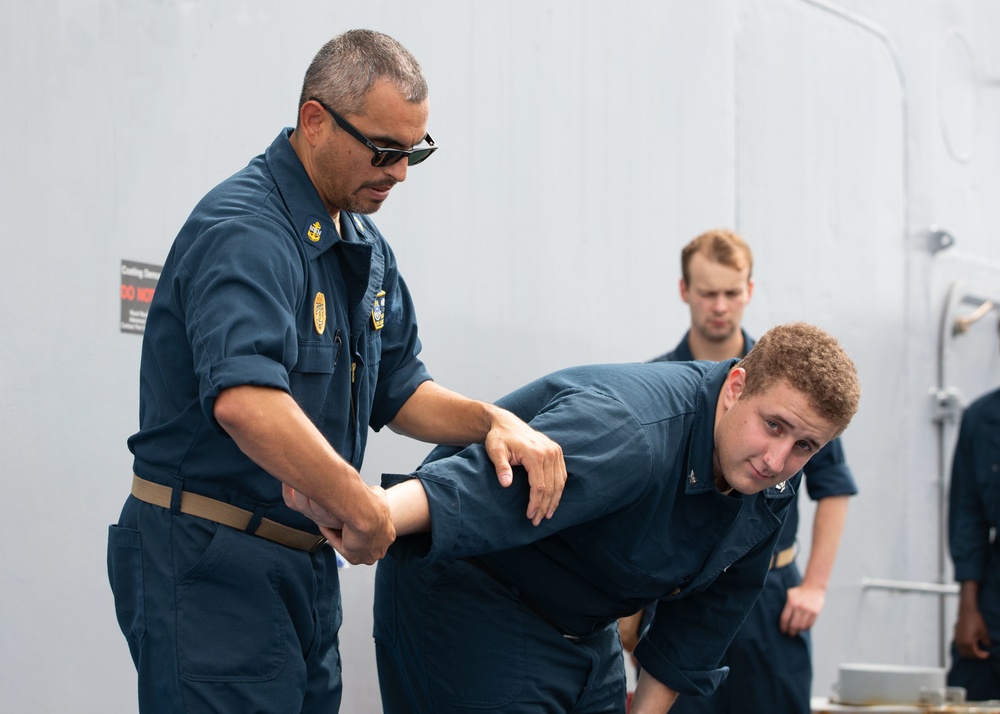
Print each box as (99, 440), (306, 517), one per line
(620, 229), (858, 714)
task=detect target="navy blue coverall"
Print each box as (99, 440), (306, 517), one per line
(374, 359), (800, 713)
(948, 386), (1000, 700)
(107, 129), (430, 713)
(655, 330), (857, 714)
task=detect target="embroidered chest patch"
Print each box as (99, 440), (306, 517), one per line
(371, 291), (386, 330)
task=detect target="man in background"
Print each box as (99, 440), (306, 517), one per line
(620, 228), (858, 713)
(947, 377), (1000, 701)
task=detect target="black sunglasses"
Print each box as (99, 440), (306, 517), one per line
(309, 97), (438, 167)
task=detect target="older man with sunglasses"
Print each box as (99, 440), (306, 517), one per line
(107, 29), (566, 714)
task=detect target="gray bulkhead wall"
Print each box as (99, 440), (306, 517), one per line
(1, 1), (998, 711)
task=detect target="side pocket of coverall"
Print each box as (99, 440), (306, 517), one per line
(107, 524), (146, 665)
(175, 525), (287, 682)
(425, 561), (526, 708)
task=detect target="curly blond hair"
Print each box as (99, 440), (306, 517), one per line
(737, 322), (860, 435)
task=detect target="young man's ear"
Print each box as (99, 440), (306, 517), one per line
(679, 278), (690, 304)
(721, 367), (746, 410)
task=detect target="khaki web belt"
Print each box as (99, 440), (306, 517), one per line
(130, 474), (328, 553)
(769, 545), (797, 570)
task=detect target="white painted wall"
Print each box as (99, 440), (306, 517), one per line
(2, 1), (999, 711)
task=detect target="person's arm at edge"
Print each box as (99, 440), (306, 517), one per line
(214, 384), (394, 565)
(954, 580), (991, 659)
(630, 670), (678, 713)
(779, 494), (850, 636)
(388, 380), (566, 525)
(948, 406), (990, 660)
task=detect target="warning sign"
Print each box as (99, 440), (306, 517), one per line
(120, 260), (162, 335)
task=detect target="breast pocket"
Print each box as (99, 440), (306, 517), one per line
(289, 338), (342, 423)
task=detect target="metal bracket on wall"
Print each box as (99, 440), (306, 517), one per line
(926, 226), (956, 254)
(930, 386), (965, 424)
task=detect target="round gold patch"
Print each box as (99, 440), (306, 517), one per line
(313, 292), (326, 335)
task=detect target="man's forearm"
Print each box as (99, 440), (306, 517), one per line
(388, 381), (494, 444)
(214, 385), (385, 531)
(801, 495), (850, 590)
(779, 494), (850, 635)
(631, 670), (679, 713)
(384, 478), (432, 535)
(958, 580), (981, 614)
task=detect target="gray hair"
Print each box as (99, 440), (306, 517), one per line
(298, 29), (428, 120)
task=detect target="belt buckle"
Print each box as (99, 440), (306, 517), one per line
(308, 536), (329, 554)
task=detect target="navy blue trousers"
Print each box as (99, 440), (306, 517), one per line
(948, 643), (1000, 702)
(108, 496), (343, 713)
(375, 556), (627, 713)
